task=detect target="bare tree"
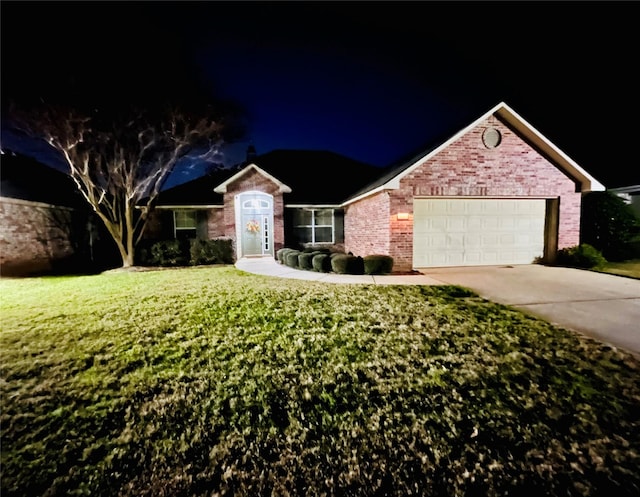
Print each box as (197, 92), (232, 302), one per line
(9, 103), (225, 268)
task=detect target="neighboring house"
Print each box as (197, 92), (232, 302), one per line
(147, 101), (606, 272)
(0, 150), (114, 276)
(609, 185), (640, 219)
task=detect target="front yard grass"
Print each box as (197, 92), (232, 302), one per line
(595, 259), (640, 279)
(1, 266), (639, 496)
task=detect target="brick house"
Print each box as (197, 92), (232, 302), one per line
(148, 102), (605, 272)
(0, 151), (117, 276)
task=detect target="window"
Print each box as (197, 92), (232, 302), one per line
(242, 198), (270, 210)
(174, 210), (197, 239)
(293, 209), (334, 244)
(263, 216), (270, 251)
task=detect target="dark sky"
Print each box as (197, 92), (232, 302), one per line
(1, 1), (639, 188)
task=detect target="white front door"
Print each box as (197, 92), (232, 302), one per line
(237, 192), (273, 257)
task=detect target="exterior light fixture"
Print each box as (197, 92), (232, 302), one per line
(397, 212), (410, 220)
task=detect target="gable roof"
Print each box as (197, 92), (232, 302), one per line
(242, 150), (382, 205)
(0, 150), (86, 208)
(155, 102), (606, 209)
(343, 101), (606, 206)
(214, 163), (292, 194)
(150, 168), (228, 207)
(154, 150), (383, 206)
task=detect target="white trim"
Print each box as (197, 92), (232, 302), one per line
(341, 184), (393, 207)
(412, 195), (555, 200)
(494, 102), (605, 192)
(0, 195), (75, 211)
(609, 185), (640, 194)
(341, 101), (605, 207)
(235, 190), (275, 259)
(214, 164), (292, 193)
(292, 207), (335, 244)
(285, 204), (342, 208)
(154, 205), (223, 209)
(173, 209), (198, 239)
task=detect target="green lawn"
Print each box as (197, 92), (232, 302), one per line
(596, 259), (640, 279)
(1, 266), (639, 497)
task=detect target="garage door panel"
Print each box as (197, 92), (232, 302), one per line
(497, 217), (515, 230)
(448, 218), (465, 231)
(413, 199), (545, 267)
(464, 252), (483, 264)
(448, 202), (467, 214)
(467, 216), (484, 230)
(448, 233), (464, 248)
(426, 234), (448, 249)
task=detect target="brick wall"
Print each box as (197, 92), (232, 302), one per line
(0, 197), (82, 276)
(207, 208), (225, 238)
(143, 209), (169, 239)
(224, 168), (286, 255)
(344, 191), (390, 256)
(346, 115), (582, 271)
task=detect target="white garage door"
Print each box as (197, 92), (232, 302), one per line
(413, 198), (546, 267)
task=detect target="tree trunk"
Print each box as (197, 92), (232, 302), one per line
(114, 241), (133, 268)
(122, 227), (135, 267)
(122, 250), (135, 268)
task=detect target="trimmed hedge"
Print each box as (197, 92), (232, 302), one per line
(312, 253), (332, 273)
(276, 248), (295, 264)
(136, 239), (234, 267)
(298, 251), (319, 270)
(364, 254), (394, 275)
(276, 247), (395, 275)
(331, 254), (365, 275)
(285, 250), (302, 268)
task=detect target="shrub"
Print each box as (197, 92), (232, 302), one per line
(364, 254), (394, 275)
(134, 240), (155, 266)
(302, 246), (331, 254)
(556, 243), (607, 269)
(189, 239), (234, 265)
(276, 248), (294, 264)
(298, 251), (319, 270)
(312, 253), (332, 273)
(581, 191), (640, 261)
(285, 250), (301, 268)
(137, 239), (234, 267)
(331, 254), (365, 274)
(150, 239), (190, 266)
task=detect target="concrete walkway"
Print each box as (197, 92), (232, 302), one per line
(235, 256), (445, 285)
(235, 257), (640, 357)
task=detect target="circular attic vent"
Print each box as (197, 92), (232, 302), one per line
(482, 127), (502, 149)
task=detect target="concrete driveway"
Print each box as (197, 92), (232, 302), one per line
(424, 264), (640, 358)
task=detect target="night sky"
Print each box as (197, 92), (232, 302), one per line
(1, 1), (638, 188)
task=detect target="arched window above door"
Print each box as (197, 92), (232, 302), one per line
(242, 198), (270, 210)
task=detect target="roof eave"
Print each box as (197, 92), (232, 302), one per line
(285, 203), (343, 208)
(494, 103), (606, 192)
(154, 204), (223, 209)
(341, 179), (400, 207)
(343, 102), (606, 203)
(214, 163), (292, 193)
